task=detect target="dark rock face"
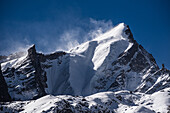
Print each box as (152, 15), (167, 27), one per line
(112, 42), (138, 66)
(2, 57), (38, 100)
(129, 52), (150, 72)
(0, 65), (11, 102)
(27, 45), (47, 97)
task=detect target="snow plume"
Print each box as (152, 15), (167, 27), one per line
(56, 18), (113, 51)
(0, 18), (113, 55)
(0, 37), (31, 56)
(88, 18), (113, 39)
(57, 29), (80, 51)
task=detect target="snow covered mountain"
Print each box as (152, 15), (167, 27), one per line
(0, 23), (169, 112)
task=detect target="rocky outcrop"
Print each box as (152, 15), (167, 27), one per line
(0, 64), (11, 102)
(38, 51), (66, 62)
(137, 68), (170, 94)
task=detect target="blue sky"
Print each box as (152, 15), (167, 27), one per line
(0, 0), (170, 69)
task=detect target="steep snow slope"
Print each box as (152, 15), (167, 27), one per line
(44, 41), (97, 96)
(44, 54), (74, 95)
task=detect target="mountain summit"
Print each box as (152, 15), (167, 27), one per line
(0, 23), (169, 113)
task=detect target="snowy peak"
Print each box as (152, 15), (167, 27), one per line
(71, 23), (134, 71)
(93, 23), (128, 41)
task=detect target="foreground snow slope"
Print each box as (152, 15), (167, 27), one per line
(1, 88), (169, 113)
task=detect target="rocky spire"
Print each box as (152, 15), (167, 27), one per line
(27, 45), (47, 97)
(28, 44), (36, 59)
(0, 64), (11, 102)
